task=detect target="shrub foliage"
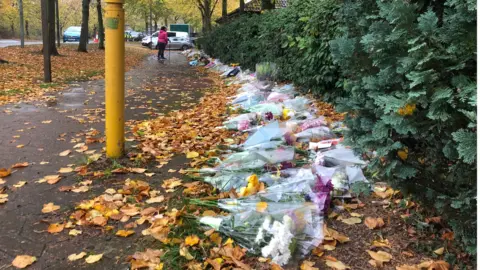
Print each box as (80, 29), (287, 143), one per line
(200, 0), (477, 255)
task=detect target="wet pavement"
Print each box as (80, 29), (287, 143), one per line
(0, 52), (212, 269)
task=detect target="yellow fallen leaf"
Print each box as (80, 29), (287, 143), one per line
(224, 238), (234, 245)
(12, 255), (36, 269)
(13, 181), (27, 188)
(42, 202), (60, 213)
(16, 144), (25, 148)
(364, 217), (385, 229)
(59, 150), (71, 156)
(45, 175), (61, 184)
(0, 178), (5, 184)
(350, 212), (363, 217)
(372, 239), (391, 248)
(85, 253), (103, 264)
(256, 202), (268, 212)
(179, 246), (194, 260)
(68, 252), (87, 261)
(301, 260), (319, 270)
(130, 168), (147, 173)
(89, 154), (102, 161)
(146, 196), (165, 204)
(11, 162), (29, 168)
(72, 186), (89, 193)
(341, 217), (362, 225)
(433, 247), (445, 255)
(367, 250), (392, 262)
(168, 169), (177, 173)
(186, 151), (199, 158)
(69, 229), (82, 236)
(47, 223), (65, 234)
(325, 259), (349, 269)
(116, 230), (135, 237)
(185, 235), (200, 246)
(0, 194), (8, 204)
(145, 173), (155, 177)
(323, 245), (336, 251)
(396, 265), (418, 270)
(428, 261), (450, 270)
(0, 168), (11, 177)
(58, 167), (73, 174)
(42, 120), (52, 124)
(40, 161), (49, 165)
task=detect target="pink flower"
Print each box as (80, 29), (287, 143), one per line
(237, 120), (250, 131)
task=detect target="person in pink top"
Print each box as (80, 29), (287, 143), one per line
(157, 26), (169, 60)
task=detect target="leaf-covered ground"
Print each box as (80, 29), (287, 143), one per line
(0, 44), (147, 105)
(0, 51), (473, 269)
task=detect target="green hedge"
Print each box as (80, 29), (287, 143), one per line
(200, 0), (477, 257)
(199, 0), (340, 100)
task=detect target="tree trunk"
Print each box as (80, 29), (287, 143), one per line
(48, 0), (59, 55)
(222, 0), (227, 18)
(149, 0), (152, 35)
(41, 0), (52, 82)
(55, 0), (60, 47)
(261, 0), (274, 10)
(154, 21), (158, 32)
(144, 14), (148, 33)
(164, 18), (167, 27)
(0, 58), (8, 64)
(239, 0), (245, 13)
(11, 23), (14, 36)
(96, 0), (104, 50)
(25, 20), (29, 38)
(18, 0), (25, 47)
(78, 0), (90, 52)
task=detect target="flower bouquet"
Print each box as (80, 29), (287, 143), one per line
(199, 204), (323, 266)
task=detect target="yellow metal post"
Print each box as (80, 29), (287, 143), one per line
(105, 0), (125, 158)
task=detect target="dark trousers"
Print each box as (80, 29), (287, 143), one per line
(157, 42), (167, 59)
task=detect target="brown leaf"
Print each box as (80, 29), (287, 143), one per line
(47, 223), (65, 234)
(364, 217), (385, 229)
(367, 250), (392, 263)
(91, 216), (108, 226)
(11, 162), (29, 168)
(325, 259), (349, 269)
(44, 175), (61, 184)
(340, 217), (362, 225)
(396, 265), (418, 270)
(441, 231), (454, 241)
(116, 230), (135, 237)
(42, 202), (60, 213)
(59, 150), (71, 156)
(12, 255), (36, 269)
(0, 168), (12, 177)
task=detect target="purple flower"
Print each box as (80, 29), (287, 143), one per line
(313, 175), (334, 215)
(284, 132), (296, 146)
(265, 112), (274, 121)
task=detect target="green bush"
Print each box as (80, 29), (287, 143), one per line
(199, 0), (340, 98)
(200, 0), (477, 256)
(330, 0), (476, 255)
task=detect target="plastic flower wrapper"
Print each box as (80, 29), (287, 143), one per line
(271, 84), (295, 95)
(248, 103), (283, 116)
(199, 204), (323, 266)
(242, 121), (286, 148)
(267, 92), (292, 102)
(218, 191), (307, 213)
(218, 147), (295, 172)
(320, 145), (367, 167)
(294, 126), (334, 142)
(223, 113), (258, 130)
(283, 96), (311, 112)
(300, 117), (326, 131)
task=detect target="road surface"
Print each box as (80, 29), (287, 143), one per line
(0, 39), (42, 48)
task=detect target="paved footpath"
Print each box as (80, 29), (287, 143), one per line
(0, 52), (212, 269)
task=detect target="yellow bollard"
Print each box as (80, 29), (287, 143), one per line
(105, 0), (125, 158)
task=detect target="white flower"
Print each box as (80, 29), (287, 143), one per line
(199, 216), (223, 230)
(261, 215), (295, 266)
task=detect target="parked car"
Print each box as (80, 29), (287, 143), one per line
(63, 26), (81, 42)
(125, 30), (144, 41)
(141, 31), (193, 50)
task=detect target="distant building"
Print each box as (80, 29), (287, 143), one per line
(216, 0), (288, 24)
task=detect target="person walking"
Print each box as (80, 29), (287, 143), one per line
(157, 26), (168, 60)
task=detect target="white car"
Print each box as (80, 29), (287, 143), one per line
(141, 31), (193, 50)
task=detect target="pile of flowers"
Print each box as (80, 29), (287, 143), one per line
(182, 50), (370, 266)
